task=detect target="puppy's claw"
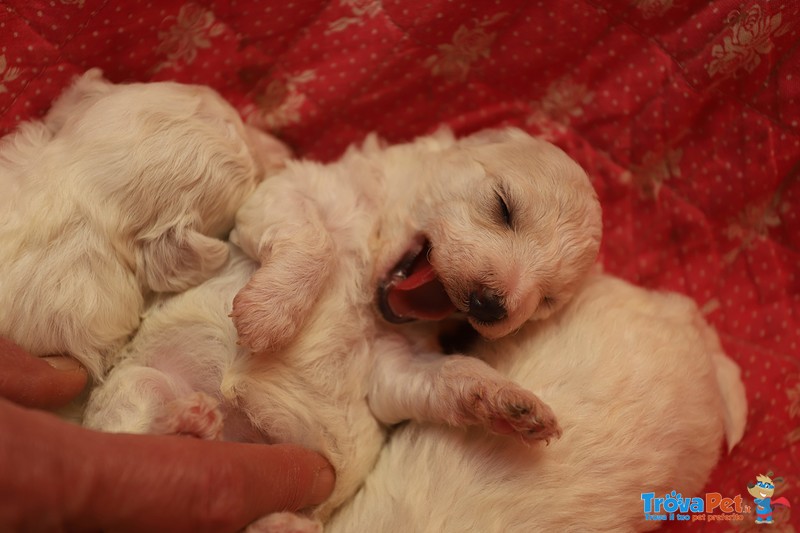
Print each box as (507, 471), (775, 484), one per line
(526, 420), (562, 446)
(508, 404), (531, 417)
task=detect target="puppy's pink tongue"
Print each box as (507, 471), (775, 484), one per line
(395, 260), (438, 291)
(388, 256), (456, 321)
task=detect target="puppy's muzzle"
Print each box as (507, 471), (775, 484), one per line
(468, 288), (507, 324)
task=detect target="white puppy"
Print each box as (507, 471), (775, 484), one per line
(326, 273), (748, 532)
(85, 128), (602, 527)
(232, 128), (602, 351)
(0, 69), (289, 380)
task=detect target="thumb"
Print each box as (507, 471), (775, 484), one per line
(0, 337), (88, 409)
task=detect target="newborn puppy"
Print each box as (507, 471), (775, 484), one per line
(232, 128), (601, 353)
(326, 273), (748, 532)
(0, 69), (289, 380)
(85, 128), (601, 528)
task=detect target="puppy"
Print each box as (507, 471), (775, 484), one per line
(232, 128), (602, 352)
(325, 273), (748, 532)
(0, 69), (290, 380)
(85, 128), (602, 527)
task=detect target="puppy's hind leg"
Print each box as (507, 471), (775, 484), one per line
(369, 334), (561, 444)
(84, 363), (223, 440)
(84, 363), (181, 434)
(150, 391), (224, 440)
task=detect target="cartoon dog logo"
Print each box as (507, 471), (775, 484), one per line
(746, 472), (791, 524)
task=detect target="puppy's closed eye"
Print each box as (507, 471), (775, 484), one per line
(495, 191), (512, 228)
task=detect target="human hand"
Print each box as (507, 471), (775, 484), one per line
(0, 337), (335, 532)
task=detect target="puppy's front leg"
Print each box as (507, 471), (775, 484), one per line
(231, 188), (336, 354)
(368, 335), (561, 444)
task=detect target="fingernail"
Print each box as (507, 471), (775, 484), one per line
(310, 464), (336, 504)
(43, 356), (85, 373)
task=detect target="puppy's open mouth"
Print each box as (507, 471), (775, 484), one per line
(377, 238), (457, 324)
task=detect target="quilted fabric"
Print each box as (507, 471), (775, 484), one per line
(1, 0), (798, 529)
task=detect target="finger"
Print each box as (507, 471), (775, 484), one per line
(0, 337), (88, 408)
(0, 399), (334, 532)
(75, 435), (336, 532)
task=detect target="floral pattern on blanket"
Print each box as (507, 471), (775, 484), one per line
(154, 3), (225, 72)
(707, 4), (789, 79)
(0, 55), (22, 95)
(1, 0), (798, 529)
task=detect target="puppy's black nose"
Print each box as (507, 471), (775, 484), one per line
(468, 288), (507, 324)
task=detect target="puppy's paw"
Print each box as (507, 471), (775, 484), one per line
(150, 392), (224, 440)
(246, 512), (322, 533)
(441, 362), (560, 444)
(230, 282), (299, 354)
(480, 387), (561, 445)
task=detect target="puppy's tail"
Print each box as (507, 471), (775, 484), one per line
(701, 319), (747, 452)
(713, 351), (747, 452)
(689, 305), (747, 452)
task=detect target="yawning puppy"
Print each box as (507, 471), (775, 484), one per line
(84, 128), (601, 528)
(326, 273), (748, 532)
(376, 129), (600, 335)
(232, 127), (602, 351)
(0, 69), (289, 380)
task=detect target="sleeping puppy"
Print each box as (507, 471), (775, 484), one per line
(0, 69), (289, 381)
(84, 128), (601, 527)
(326, 273), (748, 532)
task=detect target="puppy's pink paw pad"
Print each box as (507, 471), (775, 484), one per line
(246, 512), (322, 533)
(150, 392), (224, 440)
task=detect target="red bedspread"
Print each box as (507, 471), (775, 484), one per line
(2, 0), (798, 529)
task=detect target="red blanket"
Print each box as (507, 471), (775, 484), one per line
(2, 0), (798, 528)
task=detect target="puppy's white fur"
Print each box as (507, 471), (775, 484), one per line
(85, 129), (601, 525)
(0, 69), (289, 380)
(325, 273), (747, 532)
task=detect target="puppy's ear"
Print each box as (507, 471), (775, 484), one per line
(137, 227), (229, 293)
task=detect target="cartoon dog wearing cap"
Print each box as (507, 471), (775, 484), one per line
(747, 472), (791, 524)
